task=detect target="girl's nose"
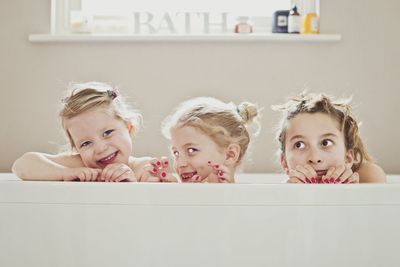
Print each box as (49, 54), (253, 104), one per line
(308, 159), (322, 163)
(308, 147), (323, 164)
(94, 140), (108, 154)
(176, 156), (188, 168)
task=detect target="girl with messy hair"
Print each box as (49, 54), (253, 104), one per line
(273, 93), (385, 183)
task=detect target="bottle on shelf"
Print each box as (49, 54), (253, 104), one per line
(288, 5), (301, 34)
(272, 10), (290, 33)
(234, 16), (253, 34)
(302, 0), (319, 34)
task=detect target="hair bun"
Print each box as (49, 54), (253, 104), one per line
(237, 102), (259, 124)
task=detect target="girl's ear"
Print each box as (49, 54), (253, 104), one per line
(126, 122), (134, 134)
(224, 144), (241, 166)
(280, 153), (289, 174)
(345, 149), (355, 165)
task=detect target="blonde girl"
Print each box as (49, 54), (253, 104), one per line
(12, 82), (174, 182)
(273, 92), (386, 183)
(160, 97), (260, 183)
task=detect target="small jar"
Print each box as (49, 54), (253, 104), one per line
(70, 11), (91, 33)
(234, 16), (253, 34)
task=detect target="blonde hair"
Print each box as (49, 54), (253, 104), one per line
(162, 97), (261, 164)
(272, 92), (372, 171)
(60, 82), (142, 150)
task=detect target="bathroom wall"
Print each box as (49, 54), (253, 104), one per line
(1, 0), (399, 173)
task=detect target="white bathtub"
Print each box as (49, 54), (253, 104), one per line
(1, 173), (400, 267)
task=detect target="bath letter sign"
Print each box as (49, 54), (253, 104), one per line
(133, 12), (229, 34)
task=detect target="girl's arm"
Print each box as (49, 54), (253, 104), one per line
(12, 152), (86, 181)
(357, 161), (386, 183)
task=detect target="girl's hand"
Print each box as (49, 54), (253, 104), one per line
(194, 161), (234, 183)
(142, 157), (177, 182)
(62, 167), (102, 182)
(99, 163), (137, 182)
(286, 164), (318, 184)
(322, 164), (359, 184)
(287, 177), (305, 183)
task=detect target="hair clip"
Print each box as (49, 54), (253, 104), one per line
(107, 89), (118, 100)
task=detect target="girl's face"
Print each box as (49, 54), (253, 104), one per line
(170, 125), (228, 182)
(66, 108), (133, 169)
(281, 112), (354, 178)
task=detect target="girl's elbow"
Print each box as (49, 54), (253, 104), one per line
(12, 158), (26, 180)
(12, 152), (38, 180)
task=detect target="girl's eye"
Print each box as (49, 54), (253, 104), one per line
(80, 141), (91, 148)
(187, 147), (198, 154)
(322, 139), (334, 147)
(294, 141), (305, 149)
(173, 151), (179, 157)
(103, 129), (114, 137)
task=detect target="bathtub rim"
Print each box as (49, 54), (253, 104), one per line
(1, 176), (400, 206)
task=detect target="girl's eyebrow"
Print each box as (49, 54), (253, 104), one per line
(289, 133), (339, 142)
(289, 135), (305, 142)
(183, 143), (199, 148)
(320, 133), (338, 138)
(171, 143), (199, 150)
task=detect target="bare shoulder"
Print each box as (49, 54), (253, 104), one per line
(357, 161), (386, 183)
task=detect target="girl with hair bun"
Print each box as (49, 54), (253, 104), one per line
(159, 97), (261, 183)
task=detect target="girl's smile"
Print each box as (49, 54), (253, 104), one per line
(96, 151), (119, 168)
(170, 126), (227, 182)
(66, 108), (133, 169)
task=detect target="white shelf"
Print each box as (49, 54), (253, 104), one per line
(28, 33), (341, 43)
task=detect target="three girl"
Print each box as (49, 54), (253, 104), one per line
(12, 82), (385, 183)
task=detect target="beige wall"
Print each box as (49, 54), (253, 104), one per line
(1, 0), (399, 173)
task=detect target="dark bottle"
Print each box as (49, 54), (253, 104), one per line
(272, 10), (289, 33)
